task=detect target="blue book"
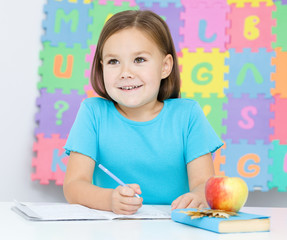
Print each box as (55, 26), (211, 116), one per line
(171, 208), (270, 233)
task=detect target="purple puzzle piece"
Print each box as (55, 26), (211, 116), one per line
(222, 94), (274, 144)
(138, 2), (184, 52)
(35, 88), (86, 138)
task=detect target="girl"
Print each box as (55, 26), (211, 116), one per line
(63, 10), (223, 215)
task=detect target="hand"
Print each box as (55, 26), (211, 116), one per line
(171, 192), (208, 210)
(111, 184), (143, 215)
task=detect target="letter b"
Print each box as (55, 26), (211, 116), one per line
(244, 15), (260, 40)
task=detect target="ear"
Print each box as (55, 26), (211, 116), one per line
(161, 54), (173, 79)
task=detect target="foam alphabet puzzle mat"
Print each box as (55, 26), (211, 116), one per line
(33, 0), (287, 192)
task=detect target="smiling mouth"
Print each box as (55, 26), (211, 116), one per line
(119, 85), (143, 90)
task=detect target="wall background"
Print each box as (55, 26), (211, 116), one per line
(0, 0), (65, 202)
(0, 0), (286, 206)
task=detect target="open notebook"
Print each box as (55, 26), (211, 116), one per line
(12, 201), (171, 221)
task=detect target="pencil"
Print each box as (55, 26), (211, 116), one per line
(98, 163), (140, 198)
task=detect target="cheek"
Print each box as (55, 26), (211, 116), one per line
(143, 66), (162, 82)
(102, 75), (113, 94)
(103, 69), (116, 85)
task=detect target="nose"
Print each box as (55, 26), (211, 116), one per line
(120, 63), (134, 79)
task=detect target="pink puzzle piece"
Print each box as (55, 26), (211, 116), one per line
(180, 0), (230, 52)
(227, 3), (276, 52)
(84, 45), (99, 97)
(32, 134), (68, 185)
(270, 95), (287, 144)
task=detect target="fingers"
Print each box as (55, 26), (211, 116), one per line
(173, 194), (196, 209)
(171, 193), (206, 210)
(117, 202), (142, 215)
(198, 203), (206, 209)
(111, 185), (143, 215)
(171, 195), (182, 210)
(128, 184), (142, 195)
(120, 184), (141, 197)
(186, 198), (201, 209)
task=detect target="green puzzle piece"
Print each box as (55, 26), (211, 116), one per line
(88, 1), (139, 45)
(181, 93), (227, 139)
(272, 1), (287, 51)
(268, 140), (287, 191)
(38, 42), (89, 94)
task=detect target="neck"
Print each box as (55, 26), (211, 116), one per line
(115, 101), (164, 122)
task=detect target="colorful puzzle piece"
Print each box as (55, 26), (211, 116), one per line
(225, 48), (275, 98)
(182, 93), (227, 138)
(42, 0), (93, 48)
(137, 2), (184, 52)
(271, 48), (287, 98)
(180, 0), (230, 52)
(35, 88), (85, 138)
(227, 3), (276, 52)
(38, 42), (89, 94)
(270, 95), (287, 144)
(223, 94), (274, 144)
(272, 1), (287, 51)
(268, 140), (287, 191)
(32, 134), (68, 185)
(179, 48), (229, 98)
(88, 0), (139, 45)
(84, 44), (99, 97)
(227, 0), (274, 7)
(221, 139), (272, 191)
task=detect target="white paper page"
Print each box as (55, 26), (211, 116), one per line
(29, 204), (111, 220)
(15, 201), (109, 220)
(13, 201), (42, 220)
(114, 205), (171, 219)
(13, 201), (171, 221)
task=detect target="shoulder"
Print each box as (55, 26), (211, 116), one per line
(78, 98), (114, 122)
(82, 97), (111, 106)
(81, 97), (113, 110)
(164, 98), (204, 125)
(165, 98), (199, 112)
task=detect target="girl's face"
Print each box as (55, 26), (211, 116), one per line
(101, 27), (172, 110)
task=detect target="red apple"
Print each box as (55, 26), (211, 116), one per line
(205, 176), (249, 212)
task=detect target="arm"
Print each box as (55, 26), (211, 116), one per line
(63, 152), (142, 214)
(171, 153), (215, 209)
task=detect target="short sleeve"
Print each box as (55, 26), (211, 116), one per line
(185, 102), (223, 163)
(64, 100), (98, 162)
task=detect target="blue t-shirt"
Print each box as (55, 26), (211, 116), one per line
(64, 97), (223, 204)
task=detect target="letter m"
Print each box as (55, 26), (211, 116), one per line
(54, 9), (79, 33)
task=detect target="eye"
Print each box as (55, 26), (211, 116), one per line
(107, 59), (119, 65)
(134, 57), (146, 64)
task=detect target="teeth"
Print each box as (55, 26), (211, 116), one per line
(120, 85), (141, 90)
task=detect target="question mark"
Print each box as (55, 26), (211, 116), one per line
(54, 100), (69, 125)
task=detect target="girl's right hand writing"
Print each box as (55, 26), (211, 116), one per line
(111, 184), (143, 215)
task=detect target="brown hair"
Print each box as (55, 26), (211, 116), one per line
(91, 10), (181, 101)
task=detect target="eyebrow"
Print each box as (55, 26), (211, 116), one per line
(102, 51), (152, 60)
(133, 51), (152, 56)
(102, 54), (117, 61)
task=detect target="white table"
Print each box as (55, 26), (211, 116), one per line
(1, 202), (286, 240)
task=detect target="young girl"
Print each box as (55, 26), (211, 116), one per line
(63, 10), (223, 215)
